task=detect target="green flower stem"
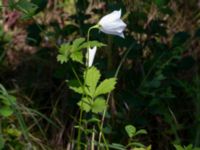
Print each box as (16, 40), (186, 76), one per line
(76, 25), (100, 149)
(91, 125), (95, 150)
(70, 63), (84, 150)
(86, 25), (100, 150)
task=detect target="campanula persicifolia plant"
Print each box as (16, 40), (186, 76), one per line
(57, 9), (149, 150)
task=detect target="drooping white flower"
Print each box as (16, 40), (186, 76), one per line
(98, 9), (126, 38)
(88, 46), (97, 67)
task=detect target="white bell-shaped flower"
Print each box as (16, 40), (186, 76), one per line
(88, 46), (97, 67)
(98, 9), (126, 38)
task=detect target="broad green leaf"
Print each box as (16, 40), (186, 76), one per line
(70, 51), (83, 64)
(94, 78), (116, 97)
(0, 106), (13, 117)
(84, 67), (101, 97)
(125, 125), (136, 138)
(91, 97), (107, 113)
(80, 41), (106, 49)
(78, 98), (92, 112)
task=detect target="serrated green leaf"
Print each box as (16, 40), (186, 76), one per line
(57, 43), (71, 64)
(84, 67), (101, 97)
(72, 38), (85, 52)
(78, 98), (92, 112)
(94, 78), (116, 97)
(69, 86), (83, 94)
(57, 54), (69, 64)
(59, 43), (71, 54)
(0, 106), (13, 117)
(68, 80), (91, 95)
(91, 97), (107, 113)
(68, 80), (83, 94)
(70, 51), (83, 64)
(125, 125), (136, 138)
(80, 41), (106, 49)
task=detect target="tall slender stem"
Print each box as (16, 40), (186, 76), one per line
(98, 42), (135, 147)
(76, 25), (99, 149)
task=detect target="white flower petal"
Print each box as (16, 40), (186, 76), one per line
(99, 10), (121, 25)
(100, 19), (126, 32)
(88, 46), (97, 67)
(98, 9), (126, 38)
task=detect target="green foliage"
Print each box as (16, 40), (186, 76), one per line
(84, 66), (101, 96)
(125, 125), (136, 138)
(57, 38), (105, 64)
(125, 125), (148, 149)
(70, 67), (116, 114)
(94, 78), (117, 97)
(125, 125), (147, 138)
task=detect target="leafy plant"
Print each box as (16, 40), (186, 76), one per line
(57, 38), (105, 64)
(69, 66), (116, 113)
(125, 124), (149, 149)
